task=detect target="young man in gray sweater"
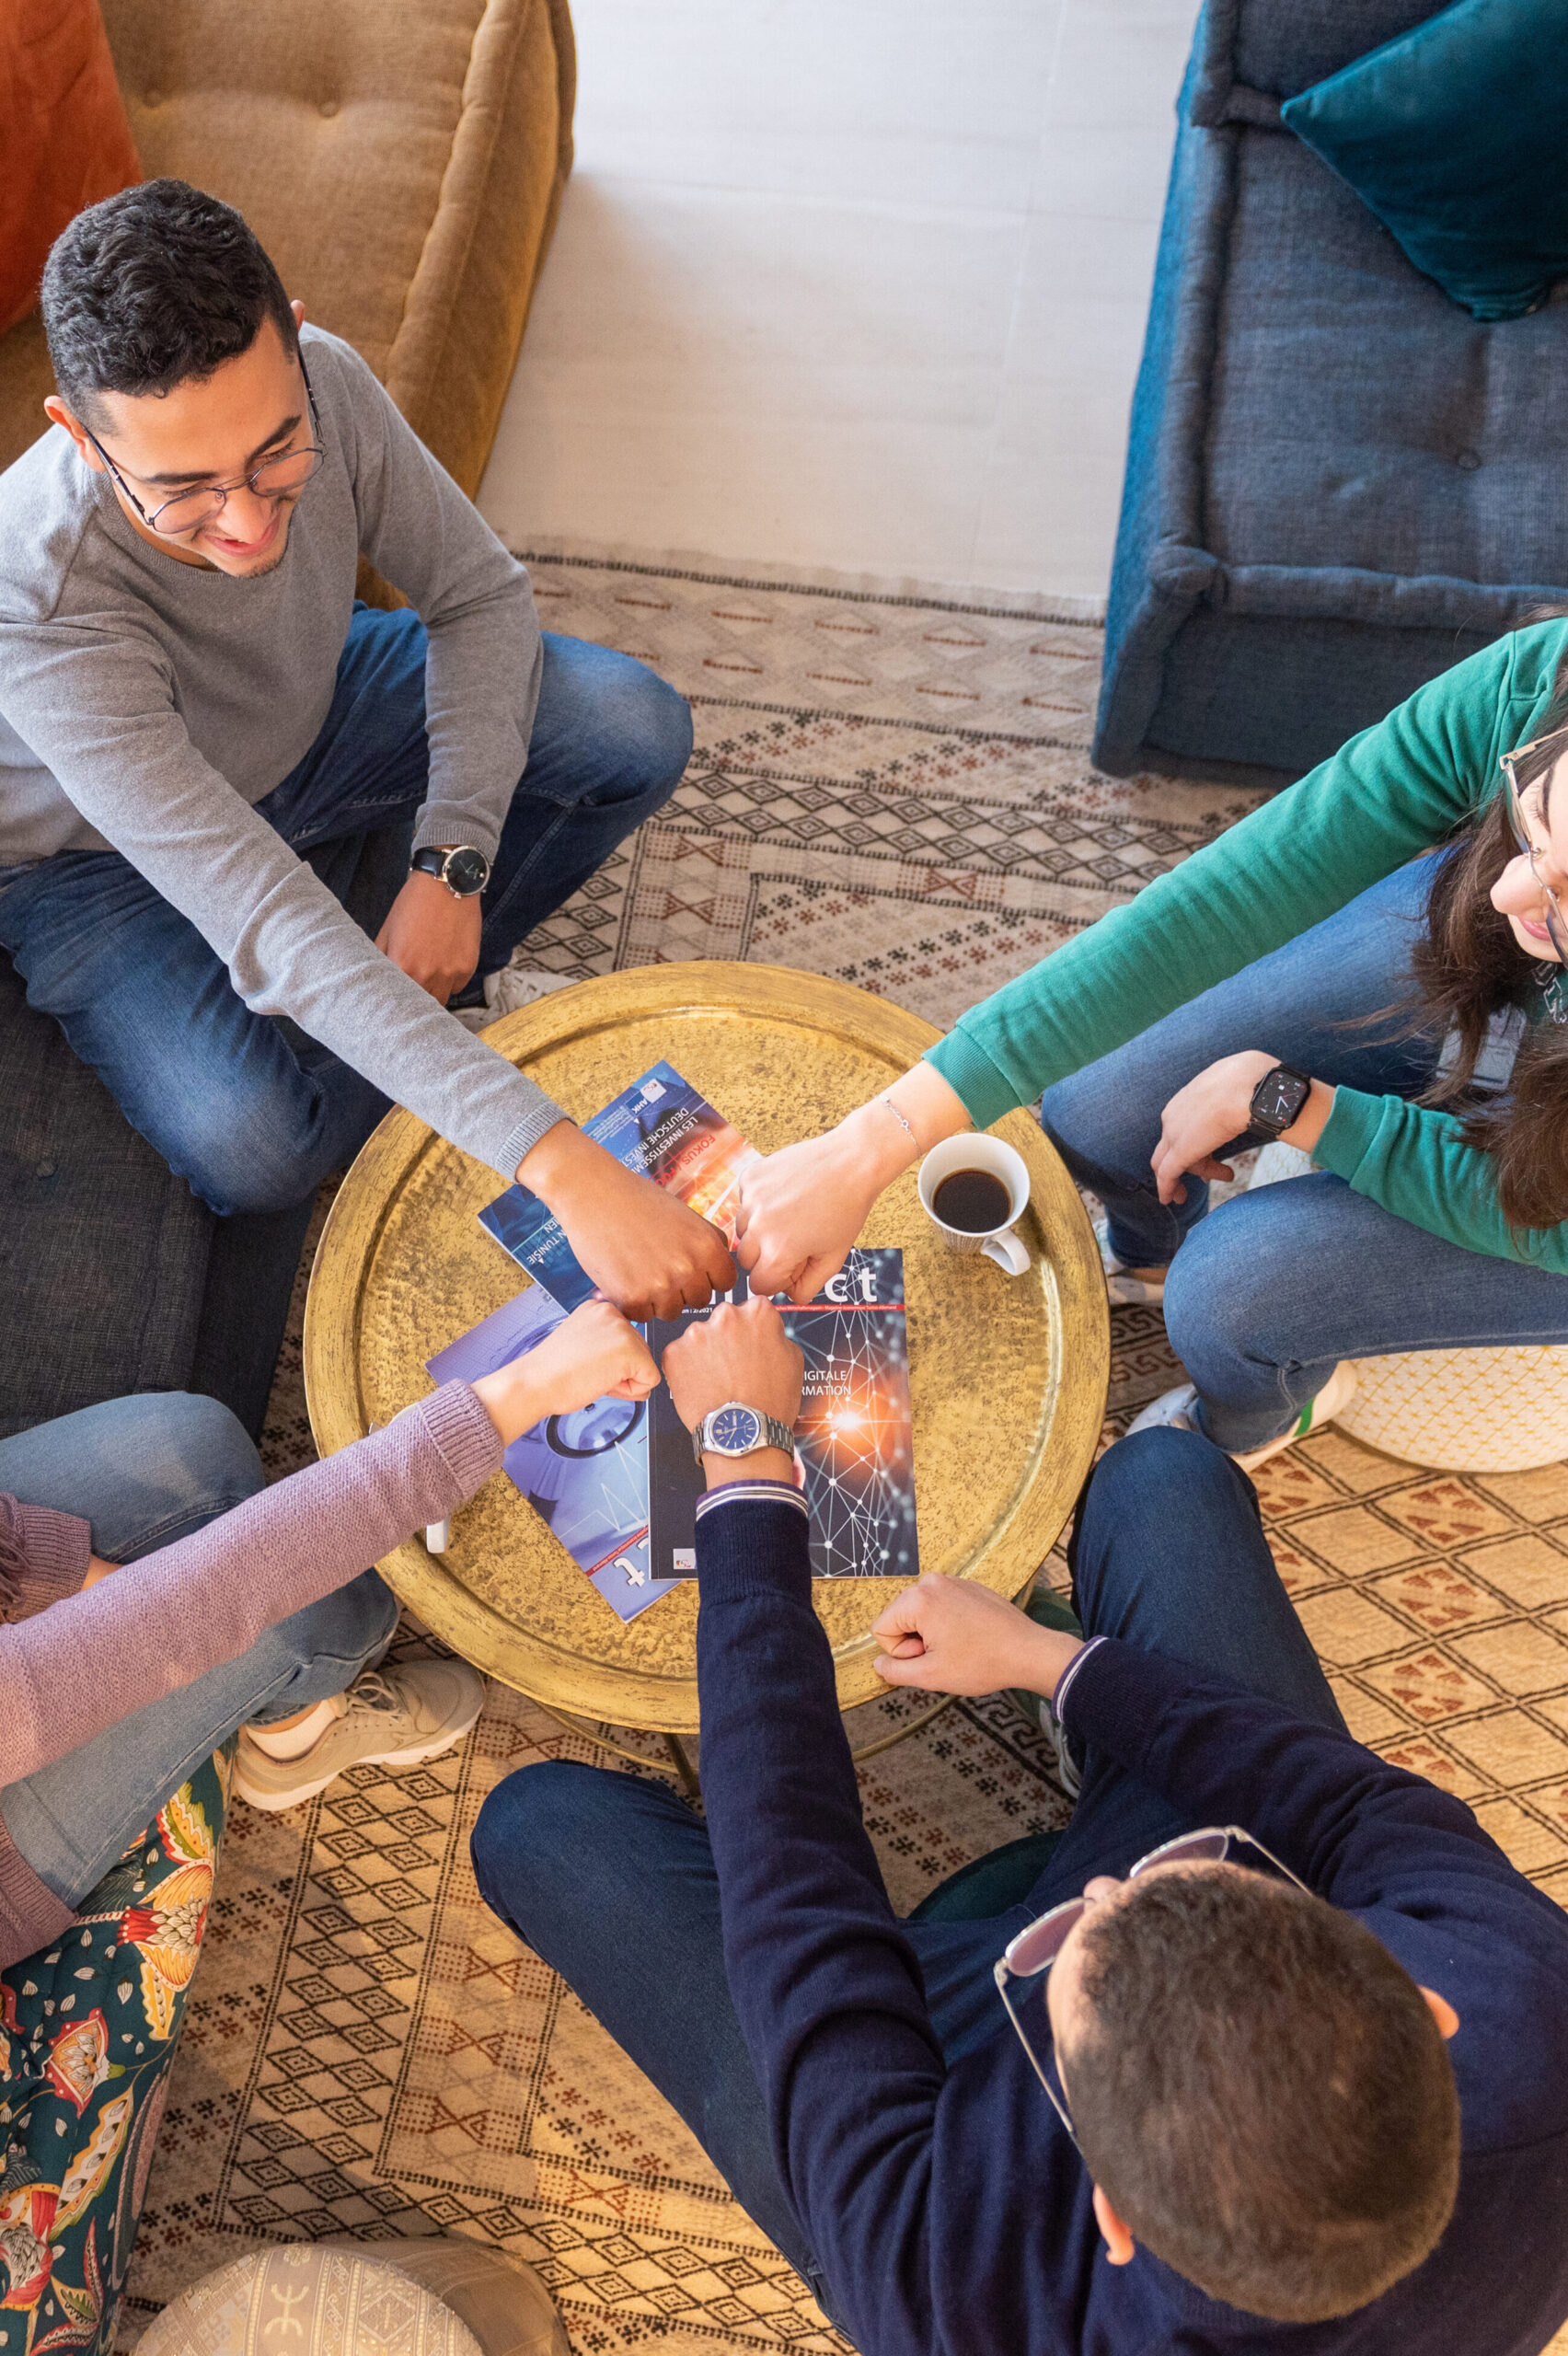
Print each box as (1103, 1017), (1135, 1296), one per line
(0, 179), (731, 1322)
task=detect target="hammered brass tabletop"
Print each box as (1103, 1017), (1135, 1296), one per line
(303, 963), (1108, 1736)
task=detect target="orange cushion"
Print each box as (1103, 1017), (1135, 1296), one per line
(0, 0), (141, 337)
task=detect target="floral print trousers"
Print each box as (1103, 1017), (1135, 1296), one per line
(0, 1749), (227, 2356)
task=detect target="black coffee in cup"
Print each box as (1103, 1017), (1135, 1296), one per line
(932, 1168), (1012, 1234)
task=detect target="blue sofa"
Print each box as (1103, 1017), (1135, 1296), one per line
(1093, 0), (1568, 786)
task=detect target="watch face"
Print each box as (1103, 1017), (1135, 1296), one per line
(708, 1404), (764, 1455)
(444, 846), (490, 896)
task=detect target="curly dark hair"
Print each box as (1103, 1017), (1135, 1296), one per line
(41, 179), (296, 429)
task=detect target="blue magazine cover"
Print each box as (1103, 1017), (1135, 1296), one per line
(425, 1286), (684, 1623)
(478, 1061), (758, 1310)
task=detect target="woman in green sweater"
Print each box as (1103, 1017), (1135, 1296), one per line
(732, 619), (1568, 1465)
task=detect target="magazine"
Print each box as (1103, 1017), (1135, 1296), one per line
(436, 1068), (918, 1621)
(425, 1281), (684, 1623)
(645, 1251), (917, 1584)
(478, 1061), (759, 1310)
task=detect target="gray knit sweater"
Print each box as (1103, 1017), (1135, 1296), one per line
(0, 1380), (502, 1966)
(0, 327), (566, 1179)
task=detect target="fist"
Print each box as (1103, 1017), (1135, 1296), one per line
(661, 1294), (804, 1434)
(525, 1297), (661, 1415)
(870, 1572), (1080, 1699)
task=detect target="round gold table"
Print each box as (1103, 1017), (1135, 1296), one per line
(303, 964), (1108, 1761)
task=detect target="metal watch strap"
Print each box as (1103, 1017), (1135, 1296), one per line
(692, 1408), (797, 1464)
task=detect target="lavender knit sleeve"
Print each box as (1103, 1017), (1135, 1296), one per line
(0, 1496), (92, 1619)
(0, 1380), (503, 1790)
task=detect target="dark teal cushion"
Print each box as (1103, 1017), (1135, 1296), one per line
(1281, 0), (1568, 322)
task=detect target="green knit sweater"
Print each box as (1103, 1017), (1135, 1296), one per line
(925, 620), (1568, 1271)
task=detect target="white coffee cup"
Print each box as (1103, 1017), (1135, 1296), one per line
(917, 1136), (1032, 1276)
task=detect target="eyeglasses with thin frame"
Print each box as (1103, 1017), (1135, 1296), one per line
(1499, 737), (1568, 1016)
(81, 351), (325, 538)
(992, 1824), (1309, 2147)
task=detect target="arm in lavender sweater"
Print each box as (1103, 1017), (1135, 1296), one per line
(0, 1380), (502, 1788)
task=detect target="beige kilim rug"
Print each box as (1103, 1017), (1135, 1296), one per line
(118, 558), (1568, 2353)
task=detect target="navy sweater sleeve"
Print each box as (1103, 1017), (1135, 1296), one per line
(694, 1493), (1092, 2356)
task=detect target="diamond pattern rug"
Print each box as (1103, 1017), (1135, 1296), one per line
(118, 558), (1568, 2352)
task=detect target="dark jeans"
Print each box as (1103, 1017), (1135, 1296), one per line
(470, 1428), (1345, 2321)
(0, 608), (692, 1217)
(1040, 859), (1568, 1449)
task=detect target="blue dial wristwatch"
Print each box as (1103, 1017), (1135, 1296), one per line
(692, 1402), (797, 1464)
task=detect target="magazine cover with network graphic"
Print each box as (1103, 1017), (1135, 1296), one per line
(424, 1249), (918, 1623)
(645, 1252), (918, 1584)
(424, 1283), (683, 1623)
(478, 1062), (759, 1310)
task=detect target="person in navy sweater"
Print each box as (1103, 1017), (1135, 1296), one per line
(472, 1297), (1568, 2354)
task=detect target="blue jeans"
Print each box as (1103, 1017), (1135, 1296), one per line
(0, 611), (692, 1217)
(469, 1429), (1343, 2325)
(1041, 859), (1568, 1451)
(0, 1392), (396, 1906)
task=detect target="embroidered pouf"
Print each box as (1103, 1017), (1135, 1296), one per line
(1246, 1144), (1568, 1472)
(1333, 1347), (1568, 1473)
(139, 2239), (569, 2356)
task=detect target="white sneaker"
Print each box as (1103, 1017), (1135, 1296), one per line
(1125, 1361), (1358, 1473)
(452, 966), (576, 1032)
(233, 1661), (486, 1812)
(1093, 1214), (1167, 1309)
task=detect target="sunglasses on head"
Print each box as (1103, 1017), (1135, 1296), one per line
(992, 1824), (1307, 2145)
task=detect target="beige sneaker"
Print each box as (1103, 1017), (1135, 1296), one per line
(1125, 1362), (1359, 1474)
(451, 967), (575, 1033)
(233, 1661), (486, 1812)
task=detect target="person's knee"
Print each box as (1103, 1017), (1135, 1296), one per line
(1078, 1426), (1259, 1585)
(173, 1091), (342, 1217)
(471, 1760), (609, 1922)
(582, 656), (693, 808)
(139, 1392), (265, 1512)
(1160, 1214), (1268, 1380)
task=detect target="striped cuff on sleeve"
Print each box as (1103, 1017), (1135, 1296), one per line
(1050, 1634), (1106, 1725)
(695, 1482), (811, 1523)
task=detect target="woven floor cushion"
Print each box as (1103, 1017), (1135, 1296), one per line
(141, 2238), (569, 2356)
(1246, 1143), (1568, 1471)
(1334, 1346), (1568, 1472)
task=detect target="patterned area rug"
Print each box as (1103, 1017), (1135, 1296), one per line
(119, 559), (1568, 2352)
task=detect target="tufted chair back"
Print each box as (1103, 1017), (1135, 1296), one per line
(0, 0), (574, 491)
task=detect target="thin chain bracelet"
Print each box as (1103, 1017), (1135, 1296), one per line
(879, 1095), (919, 1149)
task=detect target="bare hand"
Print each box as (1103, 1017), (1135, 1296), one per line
(734, 1066), (972, 1302)
(82, 1554), (120, 1590)
(375, 871), (483, 1006)
(471, 1298), (660, 1446)
(871, 1573), (1081, 1697)
(1150, 1050), (1279, 1206)
(518, 1125), (734, 1320)
(734, 1127), (888, 1302)
(662, 1294), (804, 1433)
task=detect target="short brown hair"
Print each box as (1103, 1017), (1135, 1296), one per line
(1061, 1868), (1459, 2321)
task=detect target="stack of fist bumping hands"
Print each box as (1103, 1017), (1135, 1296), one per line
(6, 176), (1568, 2356)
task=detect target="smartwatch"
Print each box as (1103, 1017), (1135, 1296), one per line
(1243, 1062), (1313, 1146)
(692, 1402), (797, 1465)
(411, 844), (491, 898)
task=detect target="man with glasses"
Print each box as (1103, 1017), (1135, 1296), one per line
(0, 179), (733, 1319)
(473, 1295), (1568, 2354)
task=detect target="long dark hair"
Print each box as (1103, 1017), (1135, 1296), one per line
(1412, 651), (1568, 1234)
